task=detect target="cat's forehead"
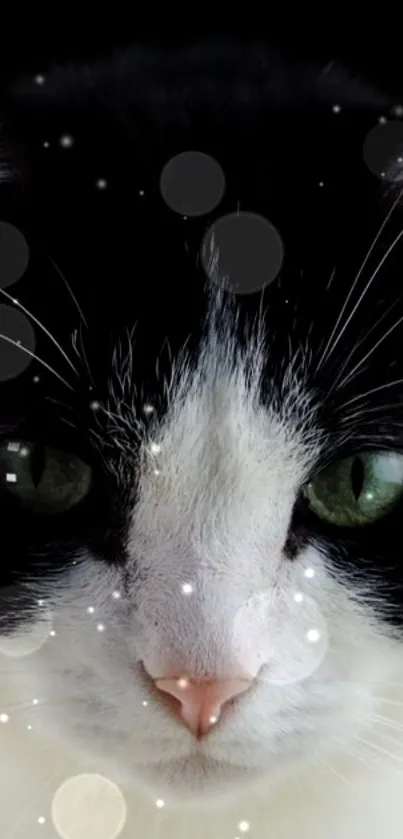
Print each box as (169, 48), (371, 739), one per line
(124, 311), (316, 597)
(136, 329), (315, 490)
(96, 287), (317, 480)
(1, 42), (403, 454)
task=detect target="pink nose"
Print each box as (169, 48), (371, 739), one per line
(154, 676), (253, 737)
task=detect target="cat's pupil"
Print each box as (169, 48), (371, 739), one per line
(351, 456), (365, 501)
(30, 444), (46, 488)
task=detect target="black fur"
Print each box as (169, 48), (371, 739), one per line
(1, 38), (403, 632)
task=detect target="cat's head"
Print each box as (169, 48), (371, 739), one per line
(1, 40), (403, 802)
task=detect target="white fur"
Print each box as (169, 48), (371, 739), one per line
(2, 302), (403, 836)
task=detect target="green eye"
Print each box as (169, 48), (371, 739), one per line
(302, 451), (403, 527)
(0, 440), (92, 515)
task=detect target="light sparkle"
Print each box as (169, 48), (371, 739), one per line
(306, 628), (321, 643)
(59, 135), (74, 148)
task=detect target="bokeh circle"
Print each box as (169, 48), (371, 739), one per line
(0, 305), (36, 381)
(363, 122), (403, 183)
(231, 591), (328, 686)
(160, 151), (225, 216)
(52, 773), (127, 839)
(201, 212), (284, 295)
(0, 222), (30, 289)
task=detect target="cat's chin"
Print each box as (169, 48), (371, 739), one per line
(134, 755), (264, 800)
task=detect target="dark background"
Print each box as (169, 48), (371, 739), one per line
(0, 29), (401, 96)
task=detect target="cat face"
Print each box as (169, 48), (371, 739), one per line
(1, 40), (403, 802)
(2, 289), (403, 800)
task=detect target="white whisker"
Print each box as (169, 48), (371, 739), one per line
(78, 321), (95, 386)
(43, 249), (89, 330)
(326, 298), (402, 397)
(371, 728), (403, 747)
(339, 402), (403, 424)
(337, 378), (403, 410)
(331, 738), (378, 772)
(325, 265), (337, 292)
(0, 334), (75, 391)
(316, 189), (403, 371)
(45, 396), (75, 412)
(71, 329), (80, 358)
(59, 417), (78, 429)
(319, 758), (359, 793)
(334, 312), (403, 393)
(376, 697), (403, 708)
(370, 713), (403, 733)
(0, 287), (80, 377)
(358, 736), (403, 764)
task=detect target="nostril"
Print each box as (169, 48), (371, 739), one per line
(154, 687), (183, 721)
(153, 676), (254, 738)
(139, 665), (184, 723)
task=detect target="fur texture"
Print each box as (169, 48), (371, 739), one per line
(1, 39), (403, 838)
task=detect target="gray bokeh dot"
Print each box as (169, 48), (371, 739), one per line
(160, 151), (225, 216)
(363, 122), (403, 183)
(0, 305), (36, 381)
(201, 212), (284, 295)
(0, 222), (30, 289)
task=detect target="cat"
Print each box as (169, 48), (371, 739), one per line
(1, 37), (403, 838)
